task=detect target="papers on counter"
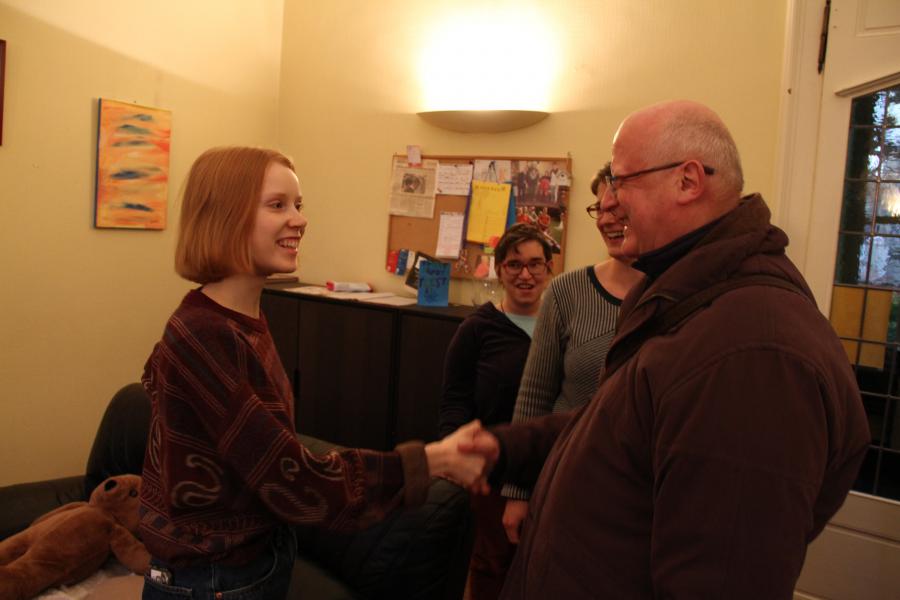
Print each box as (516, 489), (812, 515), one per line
(281, 286), (417, 306)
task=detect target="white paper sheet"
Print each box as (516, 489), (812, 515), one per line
(436, 163), (474, 195)
(473, 159), (512, 183)
(327, 291), (395, 300)
(435, 211), (465, 258)
(359, 295), (418, 306)
(283, 285), (330, 295)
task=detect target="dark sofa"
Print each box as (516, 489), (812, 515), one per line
(0, 384), (473, 599)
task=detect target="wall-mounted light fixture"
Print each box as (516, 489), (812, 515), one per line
(417, 8), (558, 134)
(417, 109), (549, 134)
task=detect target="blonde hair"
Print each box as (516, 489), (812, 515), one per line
(175, 147), (295, 283)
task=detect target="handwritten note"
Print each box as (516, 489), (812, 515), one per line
(435, 212), (465, 258)
(436, 163), (474, 195)
(466, 181), (511, 244)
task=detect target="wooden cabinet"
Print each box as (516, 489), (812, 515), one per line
(261, 287), (472, 450)
(260, 291), (299, 394)
(395, 314), (465, 443)
(296, 300), (394, 450)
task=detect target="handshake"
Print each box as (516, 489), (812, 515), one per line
(424, 420), (498, 493)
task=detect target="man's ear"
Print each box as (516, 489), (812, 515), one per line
(675, 160), (706, 205)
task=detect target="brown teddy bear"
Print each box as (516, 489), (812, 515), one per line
(0, 474), (150, 600)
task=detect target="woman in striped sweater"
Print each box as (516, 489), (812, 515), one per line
(500, 165), (643, 544)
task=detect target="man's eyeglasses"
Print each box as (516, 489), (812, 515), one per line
(604, 161), (715, 197)
(501, 260), (549, 276)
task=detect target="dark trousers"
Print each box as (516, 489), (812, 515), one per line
(468, 490), (517, 600)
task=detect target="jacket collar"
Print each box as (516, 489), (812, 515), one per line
(613, 194), (790, 347)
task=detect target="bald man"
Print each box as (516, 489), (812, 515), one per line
(463, 101), (869, 599)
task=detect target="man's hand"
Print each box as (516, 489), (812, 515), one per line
(425, 420), (487, 487)
(502, 499), (528, 543)
(457, 425), (501, 495)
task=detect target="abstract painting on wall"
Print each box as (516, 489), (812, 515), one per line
(94, 98), (171, 229)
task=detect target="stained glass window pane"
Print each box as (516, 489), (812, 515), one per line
(866, 236), (900, 287)
(862, 289), (893, 343)
(875, 183), (900, 234)
(885, 400), (900, 451)
(830, 285), (864, 337)
(887, 85), (900, 127)
(841, 180), (876, 232)
(857, 345), (893, 393)
(878, 450), (900, 500)
(862, 395), (887, 445)
(851, 448), (878, 494)
(845, 127), (881, 180)
(889, 292), (900, 343)
(883, 128), (900, 180)
(835, 233), (868, 285)
(851, 90), (885, 126)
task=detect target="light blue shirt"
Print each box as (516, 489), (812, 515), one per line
(504, 312), (537, 338)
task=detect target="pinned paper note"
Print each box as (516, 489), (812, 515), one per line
(466, 181), (511, 244)
(435, 211), (465, 258)
(473, 160), (511, 183)
(407, 145), (422, 167)
(436, 163), (474, 195)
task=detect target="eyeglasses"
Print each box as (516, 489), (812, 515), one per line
(604, 161), (715, 197)
(501, 260), (549, 276)
(586, 203), (604, 219)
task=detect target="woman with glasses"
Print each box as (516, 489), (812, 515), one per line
(439, 223), (554, 600)
(499, 165), (643, 546)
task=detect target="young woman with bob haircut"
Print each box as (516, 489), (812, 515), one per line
(141, 146), (484, 599)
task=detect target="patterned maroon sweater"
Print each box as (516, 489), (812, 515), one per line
(140, 289), (428, 566)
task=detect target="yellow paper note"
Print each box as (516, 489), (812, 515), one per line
(466, 181), (511, 244)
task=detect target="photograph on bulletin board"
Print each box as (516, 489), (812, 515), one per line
(511, 160), (571, 255)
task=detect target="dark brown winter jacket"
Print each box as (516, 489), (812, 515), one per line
(493, 195), (869, 599)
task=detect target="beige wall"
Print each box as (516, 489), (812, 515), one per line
(0, 0), (788, 486)
(279, 0), (788, 303)
(0, 0), (284, 486)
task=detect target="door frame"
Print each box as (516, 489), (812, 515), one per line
(774, 2), (900, 597)
(774, 0), (900, 307)
(772, 0), (827, 296)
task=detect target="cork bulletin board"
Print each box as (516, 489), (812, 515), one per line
(387, 154), (573, 280)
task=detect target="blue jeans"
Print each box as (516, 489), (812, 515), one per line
(142, 527), (296, 599)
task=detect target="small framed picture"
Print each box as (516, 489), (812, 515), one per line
(0, 40), (6, 145)
(404, 251), (441, 291)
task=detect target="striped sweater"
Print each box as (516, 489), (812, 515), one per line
(140, 289), (427, 566)
(502, 267), (621, 500)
